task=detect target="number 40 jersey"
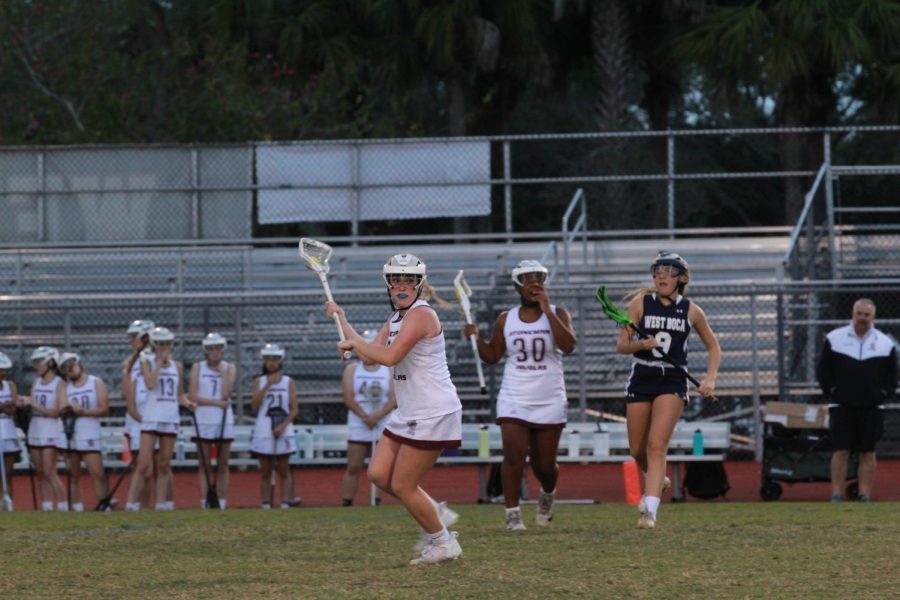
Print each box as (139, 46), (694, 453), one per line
(497, 305), (567, 411)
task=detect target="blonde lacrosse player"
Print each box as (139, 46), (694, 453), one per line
(122, 319), (157, 508)
(59, 353), (110, 512)
(465, 260), (576, 531)
(0, 352), (22, 505)
(326, 253), (463, 566)
(618, 252), (720, 529)
(250, 344), (298, 509)
(23, 346), (68, 511)
(341, 330), (397, 507)
(190, 333), (236, 509)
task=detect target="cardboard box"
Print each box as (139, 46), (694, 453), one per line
(764, 401), (830, 429)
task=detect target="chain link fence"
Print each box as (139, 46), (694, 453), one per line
(1, 280), (895, 456)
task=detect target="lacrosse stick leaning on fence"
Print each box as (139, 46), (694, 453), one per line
(462, 260), (577, 530)
(595, 250), (721, 530)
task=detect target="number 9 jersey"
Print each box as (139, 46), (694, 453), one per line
(496, 305), (567, 427)
(626, 293), (692, 403)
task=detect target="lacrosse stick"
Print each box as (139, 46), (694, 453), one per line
(95, 456), (134, 511)
(0, 444), (12, 511)
(62, 409), (77, 510)
(454, 271), (488, 395)
(299, 238), (352, 360)
(268, 406), (289, 508)
(190, 410), (219, 510)
(595, 285), (717, 402)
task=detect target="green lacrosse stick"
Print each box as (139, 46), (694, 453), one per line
(595, 285), (716, 401)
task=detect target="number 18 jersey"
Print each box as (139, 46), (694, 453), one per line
(498, 306), (566, 409)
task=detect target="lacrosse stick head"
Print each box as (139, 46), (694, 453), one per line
(453, 270), (472, 311)
(299, 238), (334, 274)
(268, 406), (288, 433)
(595, 286), (634, 327)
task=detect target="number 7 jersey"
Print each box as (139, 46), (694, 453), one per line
(498, 305), (566, 408)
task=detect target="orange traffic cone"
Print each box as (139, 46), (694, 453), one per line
(622, 459), (642, 505)
(122, 436), (132, 464)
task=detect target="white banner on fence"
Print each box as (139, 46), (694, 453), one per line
(256, 141), (491, 224)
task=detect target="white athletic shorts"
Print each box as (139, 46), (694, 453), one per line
(193, 422), (235, 442)
(251, 435), (296, 457)
(61, 438), (103, 453)
(383, 409), (462, 449)
(496, 398), (567, 429)
(140, 422), (179, 436)
(347, 414), (388, 445)
(2, 438), (22, 454)
(28, 434), (62, 449)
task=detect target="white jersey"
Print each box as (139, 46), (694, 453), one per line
(252, 374), (295, 442)
(130, 358), (150, 412)
(195, 360), (234, 427)
(29, 375), (64, 439)
(142, 358), (181, 425)
(498, 305), (567, 408)
(347, 363), (392, 440)
(0, 380), (17, 441)
(387, 299), (461, 421)
(66, 375), (102, 442)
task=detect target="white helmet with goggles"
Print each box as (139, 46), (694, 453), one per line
(202, 332), (227, 349)
(127, 319), (155, 335)
(31, 346), (60, 365)
(651, 251), (689, 275)
(260, 343), (285, 359)
(59, 352), (81, 368)
(511, 260), (549, 286)
(383, 253), (426, 288)
(0, 352), (12, 370)
(149, 327), (175, 344)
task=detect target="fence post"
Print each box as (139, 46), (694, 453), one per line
(667, 132), (675, 235)
(191, 147), (200, 239)
(503, 140), (512, 244)
(776, 285), (786, 401)
(37, 151), (46, 242)
(351, 143), (361, 246)
(823, 133), (836, 280)
(234, 304), (244, 422)
(750, 291), (762, 461)
(576, 295), (587, 422)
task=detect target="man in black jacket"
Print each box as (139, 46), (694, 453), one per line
(817, 298), (897, 502)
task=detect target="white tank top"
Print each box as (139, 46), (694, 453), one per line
(0, 380), (17, 441)
(129, 358), (149, 411)
(351, 363), (392, 416)
(195, 360), (233, 426)
(30, 375), (63, 438)
(67, 375), (102, 441)
(387, 299), (461, 421)
(498, 305), (567, 407)
(253, 374), (294, 440)
(143, 358), (181, 424)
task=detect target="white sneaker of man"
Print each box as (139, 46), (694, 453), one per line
(409, 532), (462, 566)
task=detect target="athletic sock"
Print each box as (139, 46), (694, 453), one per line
(57, 501), (69, 512)
(164, 501), (174, 510)
(261, 503), (271, 510)
(201, 500), (207, 509)
(218, 499), (227, 510)
(279, 502), (290, 509)
(42, 501), (54, 512)
(427, 526), (451, 546)
(125, 502), (140, 512)
(645, 496), (661, 519)
(72, 502), (84, 512)
(154, 502), (167, 510)
(505, 506), (522, 516)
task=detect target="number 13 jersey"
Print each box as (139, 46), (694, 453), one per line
(498, 306), (566, 411)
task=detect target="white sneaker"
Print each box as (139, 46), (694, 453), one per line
(409, 532), (462, 566)
(638, 476), (671, 513)
(535, 490), (555, 527)
(506, 508), (527, 531)
(414, 502), (459, 552)
(637, 514), (656, 529)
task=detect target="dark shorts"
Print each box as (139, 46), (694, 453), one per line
(625, 364), (689, 403)
(829, 406), (884, 452)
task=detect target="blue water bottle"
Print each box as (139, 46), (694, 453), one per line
(692, 429), (704, 456)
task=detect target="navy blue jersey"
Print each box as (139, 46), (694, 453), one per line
(633, 294), (692, 367)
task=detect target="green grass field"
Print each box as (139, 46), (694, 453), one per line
(0, 503), (896, 599)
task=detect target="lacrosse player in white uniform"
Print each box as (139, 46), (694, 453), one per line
(0, 352), (22, 506)
(122, 319), (159, 508)
(189, 333), (236, 509)
(250, 344), (298, 509)
(125, 327), (195, 511)
(23, 347), (68, 511)
(465, 260), (577, 531)
(59, 353), (110, 512)
(326, 253), (463, 566)
(341, 330), (397, 507)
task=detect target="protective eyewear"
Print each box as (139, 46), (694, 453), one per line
(652, 265), (682, 277)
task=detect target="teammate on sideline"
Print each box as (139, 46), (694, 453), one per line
(122, 320), (158, 509)
(0, 352), (22, 505)
(616, 251), (720, 529)
(189, 333), (236, 509)
(59, 353), (110, 512)
(22, 347), (68, 511)
(465, 260), (576, 530)
(124, 327), (195, 511)
(326, 253), (463, 566)
(250, 343), (299, 509)
(341, 330), (397, 507)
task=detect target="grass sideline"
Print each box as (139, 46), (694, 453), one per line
(0, 503), (895, 599)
